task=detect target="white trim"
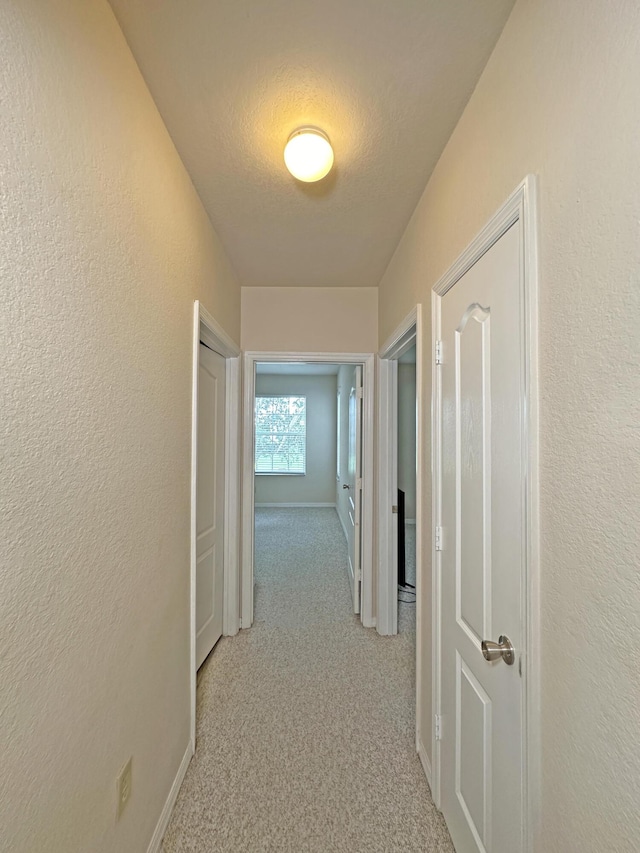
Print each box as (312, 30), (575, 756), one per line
(198, 303), (241, 358)
(414, 304), (425, 756)
(430, 176), (539, 850)
(242, 352), (376, 630)
(255, 502), (336, 508)
(430, 289), (442, 806)
(190, 301), (242, 750)
(375, 357), (398, 636)
(223, 356), (241, 639)
(146, 742), (192, 853)
(189, 307), (199, 751)
(379, 305), (419, 360)
(417, 734), (433, 791)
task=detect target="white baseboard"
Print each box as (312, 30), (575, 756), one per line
(147, 742), (193, 853)
(255, 502), (336, 508)
(417, 735), (433, 791)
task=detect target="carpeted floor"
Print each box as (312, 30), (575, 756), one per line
(162, 507), (453, 852)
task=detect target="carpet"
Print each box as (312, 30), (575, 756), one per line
(162, 507), (453, 852)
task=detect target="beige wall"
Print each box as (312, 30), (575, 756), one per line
(241, 287), (378, 353)
(397, 363), (417, 520)
(0, 3), (240, 852)
(255, 374), (337, 505)
(379, 0), (640, 848)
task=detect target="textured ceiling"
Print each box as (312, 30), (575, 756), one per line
(109, 0), (515, 288)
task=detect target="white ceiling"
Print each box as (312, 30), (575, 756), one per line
(109, 0), (515, 288)
(256, 363), (340, 376)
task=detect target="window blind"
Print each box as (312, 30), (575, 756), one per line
(254, 395), (306, 474)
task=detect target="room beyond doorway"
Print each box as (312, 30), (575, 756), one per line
(242, 353), (375, 631)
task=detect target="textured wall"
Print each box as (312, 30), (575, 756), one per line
(378, 0), (640, 848)
(0, 2), (240, 851)
(241, 287), (378, 353)
(255, 375), (337, 505)
(397, 364), (417, 520)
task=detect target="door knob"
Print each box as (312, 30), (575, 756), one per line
(342, 484), (350, 489)
(481, 635), (515, 666)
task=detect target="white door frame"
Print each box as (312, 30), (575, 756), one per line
(430, 176), (540, 851)
(190, 301), (241, 750)
(242, 351), (376, 629)
(377, 306), (423, 638)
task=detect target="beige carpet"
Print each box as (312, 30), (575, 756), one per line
(162, 507), (453, 852)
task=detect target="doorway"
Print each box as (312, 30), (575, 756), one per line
(242, 353), (375, 630)
(377, 307), (424, 638)
(190, 301), (241, 749)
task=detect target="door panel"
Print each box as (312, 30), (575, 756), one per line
(196, 343), (226, 668)
(347, 366), (363, 613)
(440, 223), (524, 853)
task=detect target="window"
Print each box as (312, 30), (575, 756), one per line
(255, 396), (306, 474)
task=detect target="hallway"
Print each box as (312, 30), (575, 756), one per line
(162, 508), (453, 851)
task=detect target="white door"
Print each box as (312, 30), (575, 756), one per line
(440, 223), (525, 852)
(196, 343), (226, 669)
(347, 366), (363, 613)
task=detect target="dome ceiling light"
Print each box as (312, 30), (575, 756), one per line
(284, 127), (334, 183)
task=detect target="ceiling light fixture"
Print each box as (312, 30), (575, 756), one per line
(284, 127), (334, 183)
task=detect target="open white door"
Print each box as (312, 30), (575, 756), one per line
(346, 366), (363, 613)
(196, 343), (226, 668)
(439, 223), (526, 852)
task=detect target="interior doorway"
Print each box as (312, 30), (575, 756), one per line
(242, 353), (375, 630)
(377, 306), (423, 638)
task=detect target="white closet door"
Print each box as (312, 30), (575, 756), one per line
(196, 343), (226, 668)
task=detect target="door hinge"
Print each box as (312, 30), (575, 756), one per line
(356, 386), (364, 399)
(392, 505), (398, 514)
(435, 714), (442, 741)
(435, 526), (443, 551)
(435, 340), (443, 365)
(356, 477), (363, 491)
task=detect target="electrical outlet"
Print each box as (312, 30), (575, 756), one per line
(116, 757), (132, 820)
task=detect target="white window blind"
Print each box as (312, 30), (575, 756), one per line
(255, 396), (306, 474)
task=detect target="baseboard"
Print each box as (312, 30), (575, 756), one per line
(147, 742), (193, 853)
(255, 502), (336, 508)
(417, 734), (433, 791)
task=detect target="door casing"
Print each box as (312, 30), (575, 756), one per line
(242, 352), (376, 630)
(430, 176), (540, 851)
(377, 305), (423, 638)
(190, 301), (241, 751)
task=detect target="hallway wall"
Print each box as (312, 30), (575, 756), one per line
(0, 2), (240, 851)
(241, 286), (378, 353)
(255, 374), (337, 505)
(378, 0), (640, 848)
